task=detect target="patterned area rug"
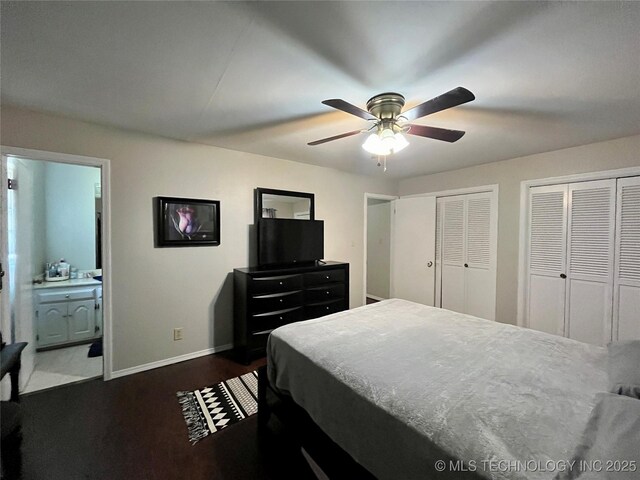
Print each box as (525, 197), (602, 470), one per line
(177, 370), (258, 444)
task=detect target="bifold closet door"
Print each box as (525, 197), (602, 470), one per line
(527, 180), (616, 345)
(439, 192), (497, 320)
(614, 176), (640, 341)
(564, 179), (616, 345)
(465, 193), (495, 320)
(440, 198), (465, 313)
(527, 185), (568, 336)
(391, 196), (436, 306)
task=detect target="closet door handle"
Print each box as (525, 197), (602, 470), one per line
(464, 263), (469, 268)
(427, 261), (433, 268)
(560, 273), (567, 279)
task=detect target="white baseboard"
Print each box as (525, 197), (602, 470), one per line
(110, 343), (234, 379)
(366, 294), (386, 301)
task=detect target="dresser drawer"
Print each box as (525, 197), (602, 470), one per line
(304, 269), (345, 287)
(250, 274), (303, 294)
(250, 306), (303, 332)
(36, 288), (96, 304)
(305, 284), (345, 303)
(248, 330), (271, 351)
(251, 290), (303, 314)
(304, 300), (344, 319)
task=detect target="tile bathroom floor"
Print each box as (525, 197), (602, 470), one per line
(23, 343), (103, 393)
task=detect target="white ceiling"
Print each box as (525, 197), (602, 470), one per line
(2, 1), (639, 179)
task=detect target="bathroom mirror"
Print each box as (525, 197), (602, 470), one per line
(255, 188), (314, 221)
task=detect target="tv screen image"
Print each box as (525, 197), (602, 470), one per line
(258, 219), (324, 266)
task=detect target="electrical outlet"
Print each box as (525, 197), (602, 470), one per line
(173, 328), (183, 341)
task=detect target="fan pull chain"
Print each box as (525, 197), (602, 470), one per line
(375, 155), (387, 172)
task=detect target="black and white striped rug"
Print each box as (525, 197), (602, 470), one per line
(177, 370), (258, 444)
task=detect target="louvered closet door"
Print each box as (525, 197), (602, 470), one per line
(527, 185), (568, 336)
(565, 180), (616, 345)
(440, 198), (466, 314)
(614, 176), (640, 341)
(465, 193), (495, 320)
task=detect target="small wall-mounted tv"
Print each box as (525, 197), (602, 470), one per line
(258, 219), (324, 266)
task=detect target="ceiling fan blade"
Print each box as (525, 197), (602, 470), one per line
(406, 124), (466, 143)
(322, 99), (377, 120)
(308, 129), (363, 146)
(401, 87), (475, 121)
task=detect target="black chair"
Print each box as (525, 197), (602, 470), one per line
(1, 340), (28, 403)
(1, 339), (28, 478)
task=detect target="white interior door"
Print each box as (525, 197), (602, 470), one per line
(391, 196), (436, 305)
(527, 184), (568, 336)
(0, 156), (10, 399)
(0, 158), (9, 338)
(614, 176), (640, 341)
(565, 179), (616, 345)
(6, 156), (36, 389)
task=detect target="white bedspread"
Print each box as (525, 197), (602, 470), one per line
(267, 299), (607, 480)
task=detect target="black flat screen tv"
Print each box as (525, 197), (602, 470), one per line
(258, 219), (324, 266)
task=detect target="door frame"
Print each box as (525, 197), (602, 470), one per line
(517, 166), (640, 328)
(363, 193), (397, 306)
(1, 146), (114, 381)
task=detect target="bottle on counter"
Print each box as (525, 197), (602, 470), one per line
(58, 258), (69, 277)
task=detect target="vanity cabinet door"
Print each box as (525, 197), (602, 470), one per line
(36, 303), (69, 346)
(68, 299), (97, 341)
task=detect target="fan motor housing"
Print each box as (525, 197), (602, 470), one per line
(366, 92), (405, 119)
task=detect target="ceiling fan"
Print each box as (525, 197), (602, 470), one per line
(308, 87), (475, 161)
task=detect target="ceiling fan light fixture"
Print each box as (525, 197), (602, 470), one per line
(312, 87), (474, 169)
(362, 133), (391, 156)
(392, 132), (409, 153)
(379, 127), (395, 151)
(362, 130), (408, 156)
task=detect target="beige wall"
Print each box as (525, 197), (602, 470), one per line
(1, 106), (397, 372)
(400, 134), (640, 326)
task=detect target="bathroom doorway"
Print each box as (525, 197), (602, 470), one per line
(363, 193), (396, 305)
(1, 148), (111, 394)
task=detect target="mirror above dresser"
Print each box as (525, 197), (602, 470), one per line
(255, 188), (315, 220)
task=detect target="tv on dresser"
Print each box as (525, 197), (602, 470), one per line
(258, 218), (324, 266)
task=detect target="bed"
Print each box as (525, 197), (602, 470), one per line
(261, 299), (608, 480)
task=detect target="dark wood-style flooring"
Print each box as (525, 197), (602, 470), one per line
(2, 352), (316, 480)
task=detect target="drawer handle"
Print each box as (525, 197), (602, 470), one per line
(326, 306), (330, 310)
(279, 316), (283, 320)
(65, 294), (70, 298)
(325, 275), (330, 279)
(326, 291), (330, 295)
(279, 299), (283, 303)
(279, 281), (283, 285)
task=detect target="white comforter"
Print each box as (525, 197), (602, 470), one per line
(267, 299), (607, 480)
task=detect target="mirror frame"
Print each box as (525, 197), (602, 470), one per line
(255, 187), (315, 222)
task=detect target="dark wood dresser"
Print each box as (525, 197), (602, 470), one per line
(234, 261), (349, 364)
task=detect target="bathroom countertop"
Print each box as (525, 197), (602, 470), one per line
(33, 278), (102, 290)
